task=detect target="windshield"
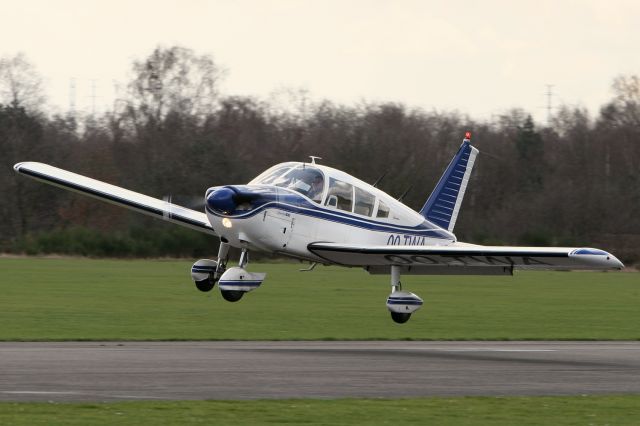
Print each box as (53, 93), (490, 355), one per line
(252, 166), (292, 185)
(252, 164), (325, 203)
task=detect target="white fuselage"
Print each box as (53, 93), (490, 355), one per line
(205, 162), (455, 262)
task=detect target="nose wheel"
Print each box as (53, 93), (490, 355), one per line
(216, 247), (267, 302)
(386, 265), (423, 324)
(390, 312), (412, 324)
(221, 290), (244, 302)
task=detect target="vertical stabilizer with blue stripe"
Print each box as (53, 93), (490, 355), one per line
(419, 133), (479, 232)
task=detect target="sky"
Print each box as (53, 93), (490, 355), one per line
(1, 0), (639, 122)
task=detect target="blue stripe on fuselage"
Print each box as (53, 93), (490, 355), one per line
(205, 185), (453, 240)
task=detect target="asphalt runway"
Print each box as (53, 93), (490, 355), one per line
(1, 341), (639, 402)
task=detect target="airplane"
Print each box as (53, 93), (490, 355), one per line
(13, 132), (624, 324)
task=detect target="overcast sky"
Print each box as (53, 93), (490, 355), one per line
(2, 0), (639, 122)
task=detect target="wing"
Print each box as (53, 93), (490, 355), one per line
(14, 162), (215, 235)
(308, 242), (623, 274)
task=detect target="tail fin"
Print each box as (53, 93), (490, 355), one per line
(419, 132), (479, 232)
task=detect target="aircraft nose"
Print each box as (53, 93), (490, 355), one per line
(206, 187), (237, 215)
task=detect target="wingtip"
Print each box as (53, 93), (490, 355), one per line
(570, 248), (625, 270)
(14, 161), (40, 173)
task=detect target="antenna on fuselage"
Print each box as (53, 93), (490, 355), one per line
(397, 184), (413, 202)
(309, 156), (322, 164)
(372, 170), (388, 188)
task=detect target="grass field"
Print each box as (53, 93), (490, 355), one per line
(1, 396), (640, 425)
(1, 257), (639, 424)
(0, 257), (637, 340)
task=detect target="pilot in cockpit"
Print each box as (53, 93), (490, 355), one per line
(307, 174), (324, 203)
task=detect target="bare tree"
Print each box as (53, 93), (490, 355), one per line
(0, 53), (46, 112)
(126, 46), (225, 124)
(602, 75), (640, 127)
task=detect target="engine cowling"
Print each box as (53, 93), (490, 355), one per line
(206, 186), (261, 215)
(206, 187), (237, 214)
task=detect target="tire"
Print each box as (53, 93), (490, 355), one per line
(390, 312), (411, 324)
(195, 278), (215, 292)
(221, 290), (244, 302)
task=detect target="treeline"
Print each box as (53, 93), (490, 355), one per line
(1, 48), (638, 263)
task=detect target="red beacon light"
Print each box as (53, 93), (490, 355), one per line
(464, 131), (471, 140)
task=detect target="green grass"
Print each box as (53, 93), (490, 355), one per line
(0, 257), (638, 340)
(1, 396), (640, 425)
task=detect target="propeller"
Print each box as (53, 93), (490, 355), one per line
(163, 194), (207, 212)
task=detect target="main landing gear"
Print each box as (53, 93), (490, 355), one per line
(190, 242), (266, 302)
(386, 265), (423, 324)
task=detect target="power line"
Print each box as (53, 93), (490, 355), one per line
(90, 79), (97, 115)
(69, 77), (76, 115)
(545, 84), (554, 125)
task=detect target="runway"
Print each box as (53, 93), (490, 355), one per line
(1, 341), (639, 402)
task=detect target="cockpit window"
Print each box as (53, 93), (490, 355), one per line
(325, 178), (353, 211)
(354, 186), (375, 216)
(259, 165), (325, 202)
(254, 166), (292, 185)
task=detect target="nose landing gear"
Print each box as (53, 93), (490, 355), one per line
(386, 265), (423, 324)
(191, 242), (267, 302)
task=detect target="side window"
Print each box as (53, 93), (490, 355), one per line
(325, 178), (353, 212)
(376, 200), (390, 218)
(354, 187), (375, 216)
